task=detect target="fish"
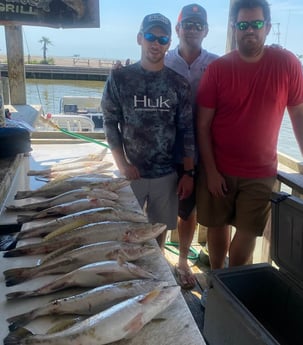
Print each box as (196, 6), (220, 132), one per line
(6, 260), (156, 299)
(4, 222), (166, 257)
(16, 197), (118, 223)
(27, 163), (113, 180)
(4, 286), (180, 345)
(27, 160), (112, 176)
(6, 279), (167, 331)
(16, 206), (147, 239)
(48, 149), (108, 165)
(4, 242), (156, 286)
(6, 187), (119, 212)
(14, 176), (130, 199)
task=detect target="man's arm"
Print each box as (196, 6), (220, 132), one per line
(197, 106), (227, 197)
(111, 147), (140, 180)
(101, 73), (140, 180)
(288, 103), (303, 156)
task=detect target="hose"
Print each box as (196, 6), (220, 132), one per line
(164, 241), (200, 260)
(39, 114), (109, 148)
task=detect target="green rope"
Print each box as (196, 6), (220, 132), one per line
(164, 241), (200, 260)
(58, 127), (109, 148)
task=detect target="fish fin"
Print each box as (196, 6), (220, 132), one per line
(116, 256), (126, 265)
(4, 327), (33, 345)
(16, 214), (34, 223)
(6, 291), (31, 300)
(44, 220), (86, 241)
(46, 317), (83, 334)
(3, 246), (29, 257)
(124, 313), (144, 338)
(139, 289), (161, 304)
(14, 191), (31, 200)
(0, 235), (18, 251)
(7, 310), (35, 332)
(41, 243), (79, 264)
(4, 267), (33, 286)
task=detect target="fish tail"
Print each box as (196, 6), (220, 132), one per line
(7, 311), (35, 331)
(14, 191), (32, 200)
(3, 244), (47, 257)
(4, 327), (33, 345)
(4, 267), (34, 286)
(16, 214), (34, 223)
(3, 247), (28, 257)
(6, 290), (33, 300)
(27, 169), (50, 176)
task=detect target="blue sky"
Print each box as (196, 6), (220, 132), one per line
(0, 0), (302, 61)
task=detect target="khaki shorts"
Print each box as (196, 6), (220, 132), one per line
(196, 172), (276, 236)
(131, 172), (178, 230)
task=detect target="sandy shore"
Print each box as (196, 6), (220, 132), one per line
(0, 55), (127, 68)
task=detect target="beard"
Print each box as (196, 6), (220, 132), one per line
(237, 34), (264, 57)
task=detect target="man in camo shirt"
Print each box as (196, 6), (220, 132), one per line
(101, 13), (195, 248)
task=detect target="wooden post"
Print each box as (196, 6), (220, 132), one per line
(226, 0), (237, 53)
(1, 77), (11, 105)
(5, 25), (26, 105)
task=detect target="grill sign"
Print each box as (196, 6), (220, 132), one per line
(0, 0), (100, 28)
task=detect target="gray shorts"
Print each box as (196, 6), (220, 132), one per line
(131, 172), (178, 230)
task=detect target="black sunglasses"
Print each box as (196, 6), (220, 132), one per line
(143, 32), (170, 45)
(181, 21), (205, 32)
(235, 20), (266, 31)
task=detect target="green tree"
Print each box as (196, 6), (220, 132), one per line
(39, 36), (52, 63)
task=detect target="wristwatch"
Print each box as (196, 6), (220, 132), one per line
(183, 169), (195, 177)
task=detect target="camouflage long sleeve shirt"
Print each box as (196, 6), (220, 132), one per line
(101, 62), (195, 178)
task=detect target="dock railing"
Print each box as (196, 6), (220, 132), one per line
(260, 152), (303, 263)
(171, 151), (303, 264)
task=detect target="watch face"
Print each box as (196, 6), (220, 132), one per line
(184, 169), (195, 177)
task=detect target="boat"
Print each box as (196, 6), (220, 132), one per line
(59, 95), (103, 130)
(38, 96), (104, 132)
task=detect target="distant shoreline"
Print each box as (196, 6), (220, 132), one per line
(0, 55), (131, 68)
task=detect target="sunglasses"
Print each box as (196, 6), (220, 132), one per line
(235, 20), (266, 31)
(181, 21), (205, 32)
(143, 32), (170, 45)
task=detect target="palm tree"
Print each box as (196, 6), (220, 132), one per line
(39, 36), (52, 63)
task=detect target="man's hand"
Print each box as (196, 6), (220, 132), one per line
(206, 171), (227, 197)
(119, 162), (140, 180)
(177, 175), (194, 200)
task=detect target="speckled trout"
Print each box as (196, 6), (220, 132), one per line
(7, 279), (167, 331)
(6, 187), (119, 212)
(27, 160), (112, 176)
(4, 222), (166, 257)
(16, 207), (147, 239)
(17, 197), (119, 223)
(6, 261), (156, 299)
(4, 241), (156, 286)
(28, 163), (113, 180)
(4, 286), (180, 345)
(14, 176), (129, 199)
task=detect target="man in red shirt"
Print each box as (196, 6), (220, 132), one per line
(196, 0), (303, 270)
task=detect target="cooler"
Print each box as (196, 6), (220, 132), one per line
(203, 192), (303, 345)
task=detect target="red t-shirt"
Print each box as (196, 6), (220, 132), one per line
(196, 46), (303, 177)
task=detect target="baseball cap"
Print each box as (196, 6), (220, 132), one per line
(178, 4), (207, 24)
(140, 13), (172, 36)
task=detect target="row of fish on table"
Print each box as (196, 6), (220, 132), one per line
(2, 148), (180, 345)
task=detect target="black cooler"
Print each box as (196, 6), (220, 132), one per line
(203, 192), (303, 345)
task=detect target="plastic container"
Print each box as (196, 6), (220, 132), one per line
(203, 192), (303, 345)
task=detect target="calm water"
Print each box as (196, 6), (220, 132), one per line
(26, 78), (301, 161)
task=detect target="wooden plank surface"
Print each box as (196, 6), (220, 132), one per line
(0, 142), (207, 345)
